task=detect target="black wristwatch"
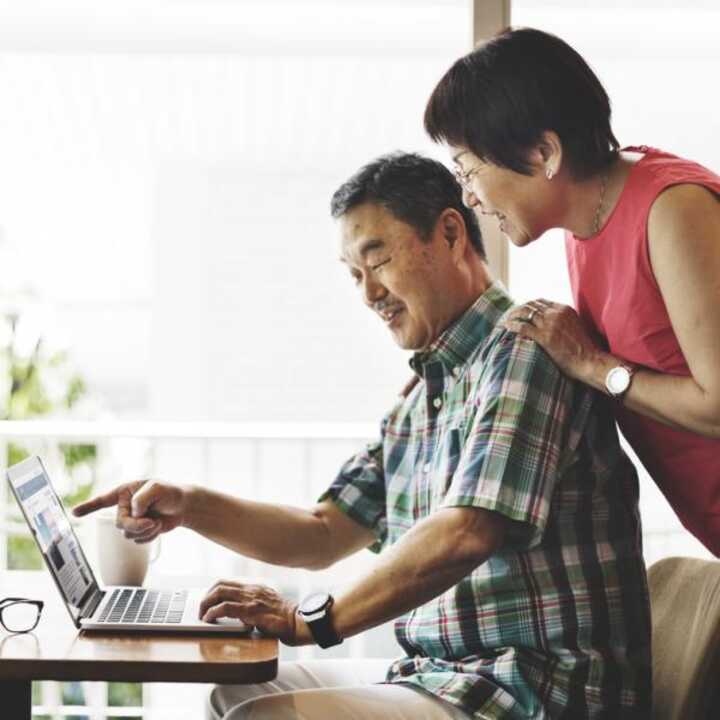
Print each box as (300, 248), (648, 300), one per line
(297, 592), (343, 649)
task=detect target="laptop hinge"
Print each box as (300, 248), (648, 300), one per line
(80, 588), (105, 619)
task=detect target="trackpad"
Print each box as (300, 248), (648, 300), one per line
(213, 616), (248, 627)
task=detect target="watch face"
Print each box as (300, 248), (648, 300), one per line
(299, 591), (330, 615)
(606, 366), (631, 395)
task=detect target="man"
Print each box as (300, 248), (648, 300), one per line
(73, 152), (651, 719)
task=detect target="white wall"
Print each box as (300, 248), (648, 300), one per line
(145, 55), (469, 423)
(0, 5), (470, 424)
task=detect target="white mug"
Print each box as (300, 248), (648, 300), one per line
(95, 512), (161, 587)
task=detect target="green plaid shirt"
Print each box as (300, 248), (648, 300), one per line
(321, 283), (651, 719)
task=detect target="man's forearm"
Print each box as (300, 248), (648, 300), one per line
(182, 485), (330, 569)
(296, 507), (505, 644)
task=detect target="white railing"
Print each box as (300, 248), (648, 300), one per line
(0, 419), (378, 441)
(0, 419), (379, 574)
(0, 418), (376, 536)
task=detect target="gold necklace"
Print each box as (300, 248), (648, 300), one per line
(592, 170), (610, 235)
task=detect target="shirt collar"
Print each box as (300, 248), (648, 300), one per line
(410, 281), (514, 376)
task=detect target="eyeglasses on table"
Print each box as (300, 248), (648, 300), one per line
(0, 597), (44, 634)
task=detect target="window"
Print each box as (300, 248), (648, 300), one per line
(0, 2), (472, 716)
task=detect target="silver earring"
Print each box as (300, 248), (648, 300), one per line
(546, 168), (554, 180)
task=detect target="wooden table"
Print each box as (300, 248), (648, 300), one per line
(0, 571), (279, 719)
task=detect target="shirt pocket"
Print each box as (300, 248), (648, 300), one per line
(430, 425), (464, 506)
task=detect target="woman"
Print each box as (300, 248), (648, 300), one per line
(424, 27), (720, 556)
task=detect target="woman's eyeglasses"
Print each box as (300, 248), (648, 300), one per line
(0, 597), (44, 633)
(453, 165), (481, 191)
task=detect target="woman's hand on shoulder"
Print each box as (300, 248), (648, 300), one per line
(505, 300), (608, 387)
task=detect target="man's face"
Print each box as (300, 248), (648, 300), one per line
(339, 203), (460, 351)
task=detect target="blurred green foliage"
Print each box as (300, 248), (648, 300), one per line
(7, 534), (43, 570)
(31, 677), (144, 716)
(108, 682), (143, 706)
(62, 681), (85, 705)
(2, 311), (98, 569)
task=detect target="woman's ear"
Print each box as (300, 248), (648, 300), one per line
(534, 130), (563, 179)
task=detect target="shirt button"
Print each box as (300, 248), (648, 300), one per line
(433, 397), (442, 409)
(423, 463), (431, 473)
(452, 366), (461, 377)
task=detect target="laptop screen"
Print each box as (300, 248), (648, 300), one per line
(7, 456), (98, 621)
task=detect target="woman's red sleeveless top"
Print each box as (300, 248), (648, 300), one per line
(565, 146), (720, 556)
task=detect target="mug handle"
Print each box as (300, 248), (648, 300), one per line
(150, 536), (162, 563)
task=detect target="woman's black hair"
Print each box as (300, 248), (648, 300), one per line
(424, 27), (619, 179)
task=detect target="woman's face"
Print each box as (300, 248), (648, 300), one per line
(450, 146), (556, 247)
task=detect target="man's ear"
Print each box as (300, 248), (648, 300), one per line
(439, 209), (467, 259)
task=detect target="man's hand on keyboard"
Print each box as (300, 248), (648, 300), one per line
(72, 479), (189, 543)
(199, 580), (303, 645)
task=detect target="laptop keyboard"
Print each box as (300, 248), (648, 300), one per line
(97, 588), (188, 625)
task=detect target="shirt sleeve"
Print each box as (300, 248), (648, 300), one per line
(318, 420), (388, 554)
(441, 332), (574, 550)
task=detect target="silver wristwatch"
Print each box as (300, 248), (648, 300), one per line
(605, 363), (636, 401)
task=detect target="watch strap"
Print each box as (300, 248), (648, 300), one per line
(300, 596), (343, 649)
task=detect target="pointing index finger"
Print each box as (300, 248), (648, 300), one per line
(72, 489), (120, 517)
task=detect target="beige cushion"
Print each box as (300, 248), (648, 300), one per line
(648, 556), (720, 720)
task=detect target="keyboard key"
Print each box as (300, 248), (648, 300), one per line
(98, 589), (120, 622)
(98, 588), (189, 625)
(108, 589), (133, 622)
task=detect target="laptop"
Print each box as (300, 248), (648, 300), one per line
(7, 455), (250, 634)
